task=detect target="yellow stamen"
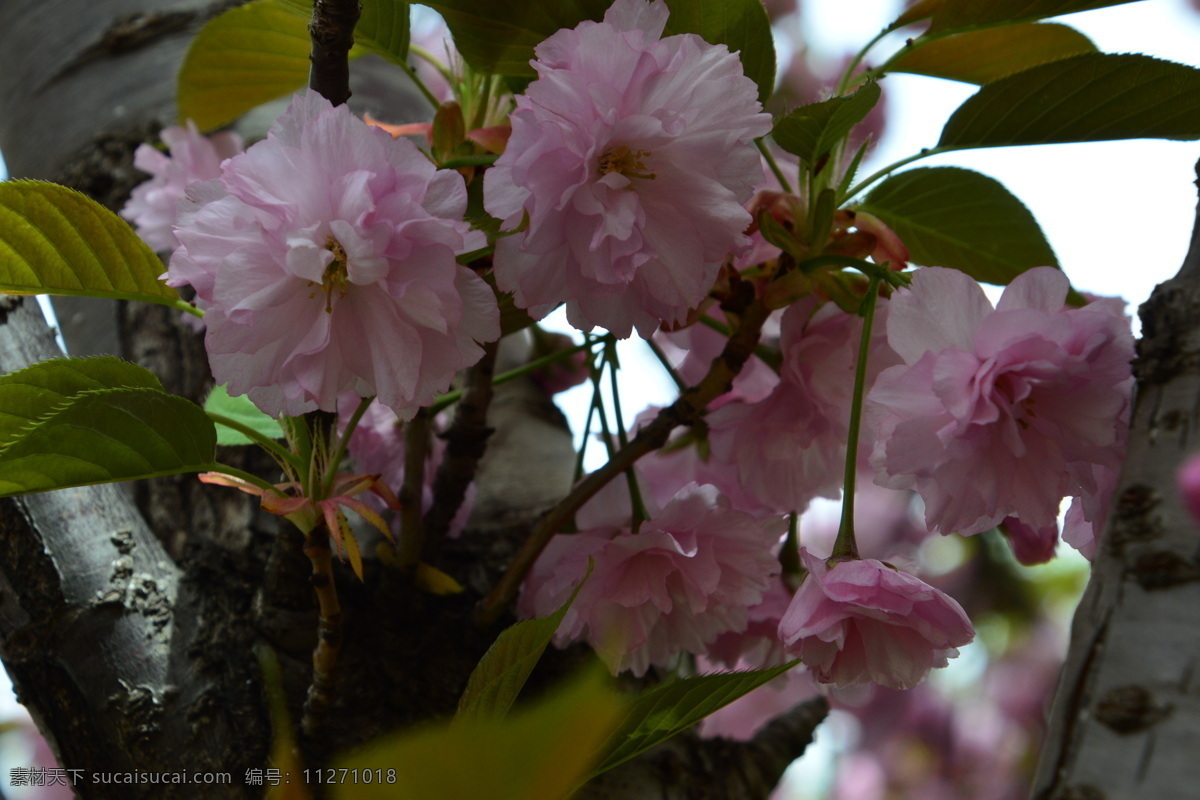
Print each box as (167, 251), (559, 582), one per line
(598, 145), (656, 180)
(309, 236), (349, 313)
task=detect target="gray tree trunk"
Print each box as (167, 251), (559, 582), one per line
(1030, 166), (1200, 800)
(0, 3), (824, 798)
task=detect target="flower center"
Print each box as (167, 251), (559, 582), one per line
(313, 236), (349, 313)
(597, 145), (656, 181)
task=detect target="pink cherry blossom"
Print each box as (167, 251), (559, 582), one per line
(121, 121), (244, 252)
(519, 483), (784, 676)
(1179, 453), (1200, 527)
(707, 295), (897, 514)
(484, 0), (772, 338)
(867, 267), (1133, 536)
(779, 549), (974, 690)
(168, 90), (499, 418)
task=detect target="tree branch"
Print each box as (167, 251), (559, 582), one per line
(308, 0), (361, 107)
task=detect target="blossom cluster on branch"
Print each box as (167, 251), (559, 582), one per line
(120, 0), (1135, 717)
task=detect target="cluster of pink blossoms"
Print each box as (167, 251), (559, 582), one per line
(166, 91), (500, 418)
(484, 0), (772, 337)
(120, 0), (1139, 702)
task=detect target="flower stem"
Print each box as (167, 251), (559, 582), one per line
(831, 273), (883, 561)
(300, 515), (342, 740)
(396, 409), (431, 572)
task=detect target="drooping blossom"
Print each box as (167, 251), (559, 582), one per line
(779, 549), (974, 690)
(484, 0), (773, 338)
(519, 482), (784, 676)
(707, 295), (897, 515)
(867, 267), (1134, 537)
(998, 516), (1060, 566)
(168, 90), (500, 418)
(121, 122), (244, 252)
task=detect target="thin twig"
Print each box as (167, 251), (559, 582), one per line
(308, 0), (361, 106)
(396, 409), (431, 571)
(476, 292), (771, 625)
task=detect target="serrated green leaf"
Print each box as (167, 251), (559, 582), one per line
(938, 54), (1200, 150)
(857, 167), (1058, 285)
(0, 357), (164, 449)
(929, 0), (1143, 32)
(591, 661), (798, 777)
(205, 384), (285, 446)
(426, 0), (774, 101)
(887, 23), (1095, 84)
(457, 561), (591, 720)
(335, 666), (627, 800)
(771, 82), (881, 169)
(178, 0), (313, 130)
(0, 181), (182, 306)
(0, 388), (218, 497)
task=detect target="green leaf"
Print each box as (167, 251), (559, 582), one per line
(661, 0), (776, 103)
(592, 662), (798, 777)
(929, 0), (1143, 32)
(205, 384), (285, 446)
(335, 666), (627, 800)
(178, 0), (312, 130)
(274, 0), (411, 66)
(771, 82), (881, 169)
(423, 0), (611, 77)
(0, 357), (164, 449)
(886, 23), (1096, 84)
(426, 0), (775, 101)
(457, 561), (591, 720)
(0, 388), (218, 497)
(857, 167), (1058, 285)
(0, 181), (182, 306)
(938, 54), (1200, 150)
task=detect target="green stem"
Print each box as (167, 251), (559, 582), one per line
(643, 337), (688, 394)
(322, 395), (374, 497)
(844, 147), (951, 202)
(429, 339), (598, 414)
(176, 299), (205, 318)
(836, 25), (893, 96)
(755, 138), (793, 195)
(605, 340), (649, 533)
(396, 56), (443, 109)
(831, 274), (883, 561)
(206, 411), (299, 468)
(440, 154), (499, 169)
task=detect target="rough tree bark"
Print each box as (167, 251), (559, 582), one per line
(0, 3), (825, 799)
(1030, 166), (1200, 800)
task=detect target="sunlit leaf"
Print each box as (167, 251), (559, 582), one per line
(178, 0), (312, 130)
(591, 662), (797, 777)
(426, 0), (775, 100)
(0, 388), (218, 497)
(929, 0), (1143, 32)
(857, 167), (1058, 285)
(939, 54), (1200, 150)
(0, 181), (181, 306)
(771, 82), (881, 169)
(457, 561), (590, 720)
(205, 384), (285, 446)
(887, 23), (1095, 84)
(334, 666), (627, 800)
(0, 357), (163, 448)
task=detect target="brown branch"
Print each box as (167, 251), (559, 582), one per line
(396, 409), (431, 571)
(300, 518), (343, 742)
(423, 340), (499, 561)
(308, 0), (361, 106)
(476, 291), (772, 625)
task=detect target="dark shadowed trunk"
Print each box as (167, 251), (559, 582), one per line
(0, 3), (825, 798)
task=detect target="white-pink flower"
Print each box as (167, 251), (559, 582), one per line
(122, 122), (244, 252)
(519, 483), (784, 676)
(867, 267), (1133, 536)
(707, 296), (897, 514)
(484, 0), (772, 338)
(779, 549), (974, 690)
(168, 90), (500, 418)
